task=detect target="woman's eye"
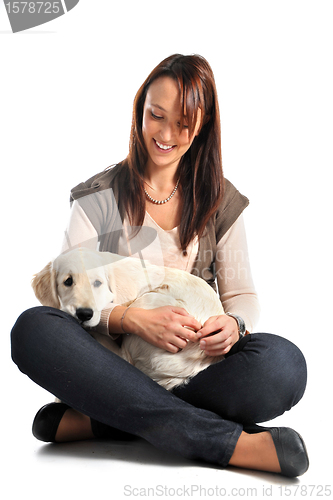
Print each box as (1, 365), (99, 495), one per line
(151, 111), (163, 120)
(94, 280), (102, 288)
(64, 277), (73, 287)
(177, 121), (189, 129)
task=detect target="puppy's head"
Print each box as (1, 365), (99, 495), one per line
(32, 248), (114, 327)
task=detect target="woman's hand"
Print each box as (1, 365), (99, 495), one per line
(196, 314), (240, 356)
(122, 306), (202, 353)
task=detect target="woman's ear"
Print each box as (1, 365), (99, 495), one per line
(31, 262), (61, 309)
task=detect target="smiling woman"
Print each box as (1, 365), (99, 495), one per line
(126, 54), (223, 250)
(11, 53), (308, 478)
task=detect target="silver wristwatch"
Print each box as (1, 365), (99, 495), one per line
(226, 312), (246, 339)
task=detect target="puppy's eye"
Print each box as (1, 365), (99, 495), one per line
(64, 276), (73, 287)
(93, 280), (102, 288)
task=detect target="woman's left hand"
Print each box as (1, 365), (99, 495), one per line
(196, 314), (240, 356)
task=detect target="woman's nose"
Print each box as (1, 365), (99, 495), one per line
(160, 122), (175, 142)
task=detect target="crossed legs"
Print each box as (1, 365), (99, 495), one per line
(11, 307), (307, 473)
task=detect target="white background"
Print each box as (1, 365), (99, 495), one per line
(1, 1), (332, 498)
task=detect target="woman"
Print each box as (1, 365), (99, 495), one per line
(11, 54), (308, 477)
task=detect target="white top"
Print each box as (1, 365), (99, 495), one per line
(62, 201), (260, 334)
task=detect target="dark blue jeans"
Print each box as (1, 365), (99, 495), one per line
(11, 306), (307, 467)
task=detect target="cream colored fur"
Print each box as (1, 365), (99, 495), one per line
(32, 247), (225, 390)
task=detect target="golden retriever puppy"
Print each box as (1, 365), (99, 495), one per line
(32, 247), (225, 390)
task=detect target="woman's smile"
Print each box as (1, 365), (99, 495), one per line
(153, 139), (176, 152)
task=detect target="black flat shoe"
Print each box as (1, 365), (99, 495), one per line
(32, 402), (137, 442)
(271, 427), (309, 478)
(244, 424), (309, 477)
(32, 402), (70, 442)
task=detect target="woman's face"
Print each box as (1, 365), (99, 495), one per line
(142, 76), (201, 174)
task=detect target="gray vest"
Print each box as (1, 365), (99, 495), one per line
(70, 163), (249, 291)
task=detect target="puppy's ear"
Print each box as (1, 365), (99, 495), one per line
(31, 262), (60, 309)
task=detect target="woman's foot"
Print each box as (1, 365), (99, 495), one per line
(32, 402), (136, 443)
(229, 431), (281, 473)
(32, 402), (94, 443)
(229, 428), (309, 477)
(55, 408), (94, 442)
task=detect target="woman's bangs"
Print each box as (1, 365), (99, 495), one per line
(178, 75), (203, 137)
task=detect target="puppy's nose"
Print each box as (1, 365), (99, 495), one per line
(76, 308), (94, 322)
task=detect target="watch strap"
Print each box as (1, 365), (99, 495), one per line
(225, 312), (246, 339)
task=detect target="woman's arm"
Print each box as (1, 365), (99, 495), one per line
(61, 200), (100, 253)
(61, 201), (119, 337)
(196, 215), (260, 356)
(215, 213), (260, 332)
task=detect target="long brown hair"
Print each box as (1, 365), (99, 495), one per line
(119, 54), (224, 251)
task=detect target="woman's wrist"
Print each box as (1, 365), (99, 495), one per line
(108, 305), (141, 336)
(108, 306), (127, 335)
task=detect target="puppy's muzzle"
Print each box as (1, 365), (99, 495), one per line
(76, 308), (94, 323)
